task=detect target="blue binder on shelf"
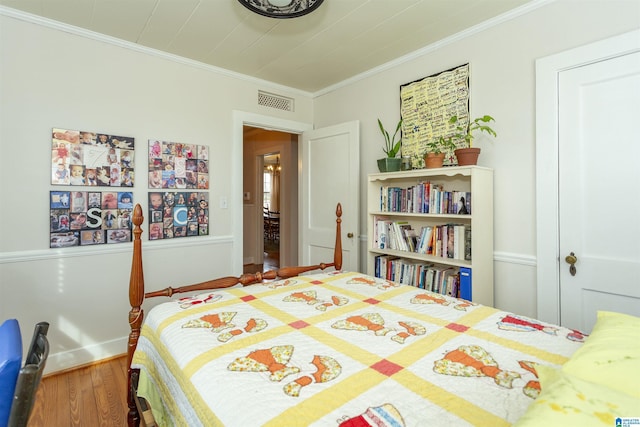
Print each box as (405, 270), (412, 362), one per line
(459, 267), (472, 301)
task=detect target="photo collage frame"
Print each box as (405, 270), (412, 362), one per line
(148, 192), (209, 240)
(48, 127), (211, 247)
(50, 191), (134, 248)
(148, 140), (209, 189)
(51, 128), (135, 187)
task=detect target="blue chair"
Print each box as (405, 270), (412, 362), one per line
(0, 321), (49, 427)
(0, 320), (22, 427)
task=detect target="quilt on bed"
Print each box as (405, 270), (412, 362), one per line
(131, 271), (585, 427)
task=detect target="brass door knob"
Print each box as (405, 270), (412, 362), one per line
(347, 232), (354, 238)
(565, 252), (577, 276)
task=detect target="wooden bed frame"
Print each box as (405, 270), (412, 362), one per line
(126, 203), (344, 426)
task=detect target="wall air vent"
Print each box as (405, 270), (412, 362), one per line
(258, 91), (294, 112)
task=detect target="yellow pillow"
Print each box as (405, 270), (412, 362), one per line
(562, 311), (640, 398)
(513, 365), (638, 427)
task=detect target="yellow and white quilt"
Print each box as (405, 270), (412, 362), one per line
(131, 271), (585, 427)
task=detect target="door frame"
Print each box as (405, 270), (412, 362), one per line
(233, 111), (312, 276)
(535, 29), (640, 324)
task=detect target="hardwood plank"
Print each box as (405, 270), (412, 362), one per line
(67, 368), (82, 426)
(102, 358), (127, 426)
(53, 370), (71, 427)
(73, 364), (99, 425)
(90, 363), (110, 426)
(25, 382), (46, 425)
(26, 355), (128, 427)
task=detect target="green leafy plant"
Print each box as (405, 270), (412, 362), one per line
(425, 135), (457, 154)
(450, 115), (497, 148)
(378, 118), (403, 158)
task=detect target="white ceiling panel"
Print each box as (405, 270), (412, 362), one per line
(41, 0), (95, 27)
(90, 1), (157, 42)
(136, 0), (200, 49)
(0, 0), (539, 92)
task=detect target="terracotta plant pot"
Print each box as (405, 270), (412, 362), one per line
(455, 148), (481, 166)
(377, 157), (402, 172)
(424, 153), (445, 169)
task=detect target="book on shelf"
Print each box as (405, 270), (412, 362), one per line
(373, 217), (470, 262)
(374, 256), (435, 288)
(433, 266), (454, 294)
(431, 224), (467, 260)
(416, 225), (433, 254)
(375, 255), (399, 280)
(400, 223), (418, 251)
(392, 221), (410, 251)
(377, 182), (471, 215)
(464, 226), (472, 261)
(465, 191), (472, 215)
(454, 191), (472, 215)
(444, 224), (454, 259)
(459, 267), (472, 300)
(374, 217), (391, 249)
(453, 225), (465, 260)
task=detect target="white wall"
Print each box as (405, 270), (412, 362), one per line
(0, 12), (313, 373)
(2, 1), (639, 373)
(313, 0), (640, 317)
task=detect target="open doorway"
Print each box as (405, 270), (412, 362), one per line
(242, 125), (298, 274)
(262, 153), (280, 271)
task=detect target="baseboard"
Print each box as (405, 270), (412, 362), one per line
(45, 336), (127, 375)
(44, 353), (126, 378)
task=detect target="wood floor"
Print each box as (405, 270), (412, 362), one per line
(27, 355), (129, 427)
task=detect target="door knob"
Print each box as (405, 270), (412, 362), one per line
(565, 252), (577, 276)
(347, 232), (354, 238)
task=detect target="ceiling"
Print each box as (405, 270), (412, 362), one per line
(1, 0), (536, 93)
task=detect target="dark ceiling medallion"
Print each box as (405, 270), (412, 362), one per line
(237, 0), (325, 19)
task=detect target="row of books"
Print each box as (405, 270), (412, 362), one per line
(374, 256), (472, 299)
(378, 182), (471, 215)
(373, 218), (471, 261)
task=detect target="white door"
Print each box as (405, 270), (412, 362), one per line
(557, 51), (640, 332)
(300, 121), (359, 272)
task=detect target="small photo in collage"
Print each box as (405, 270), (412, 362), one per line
(148, 191), (208, 240)
(50, 191), (133, 248)
(148, 140), (209, 189)
(51, 128), (135, 187)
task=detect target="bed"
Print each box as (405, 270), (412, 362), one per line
(126, 203), (640, 427)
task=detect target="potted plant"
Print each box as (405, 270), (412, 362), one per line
(424, 136), (456, 169)
(450, 115), (497, 166)
(377, 118), (403, 172)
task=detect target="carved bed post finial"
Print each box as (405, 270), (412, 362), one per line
(335, 203), (343, 271)
(127, 204), (144, 426)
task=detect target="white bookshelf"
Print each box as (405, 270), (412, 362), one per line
(367, 166), (494, 307)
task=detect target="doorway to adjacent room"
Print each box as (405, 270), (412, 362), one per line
(242, 126), (296, 274)
(262, 153), (281, 271)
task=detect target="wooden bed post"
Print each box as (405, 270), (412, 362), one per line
(127, 204), (144, 427)
(334, 203), (343, 271)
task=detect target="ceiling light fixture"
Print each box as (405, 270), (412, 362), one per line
(237, 0), (325, 19)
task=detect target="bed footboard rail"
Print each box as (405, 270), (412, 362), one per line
(145, 203), (342, 298)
